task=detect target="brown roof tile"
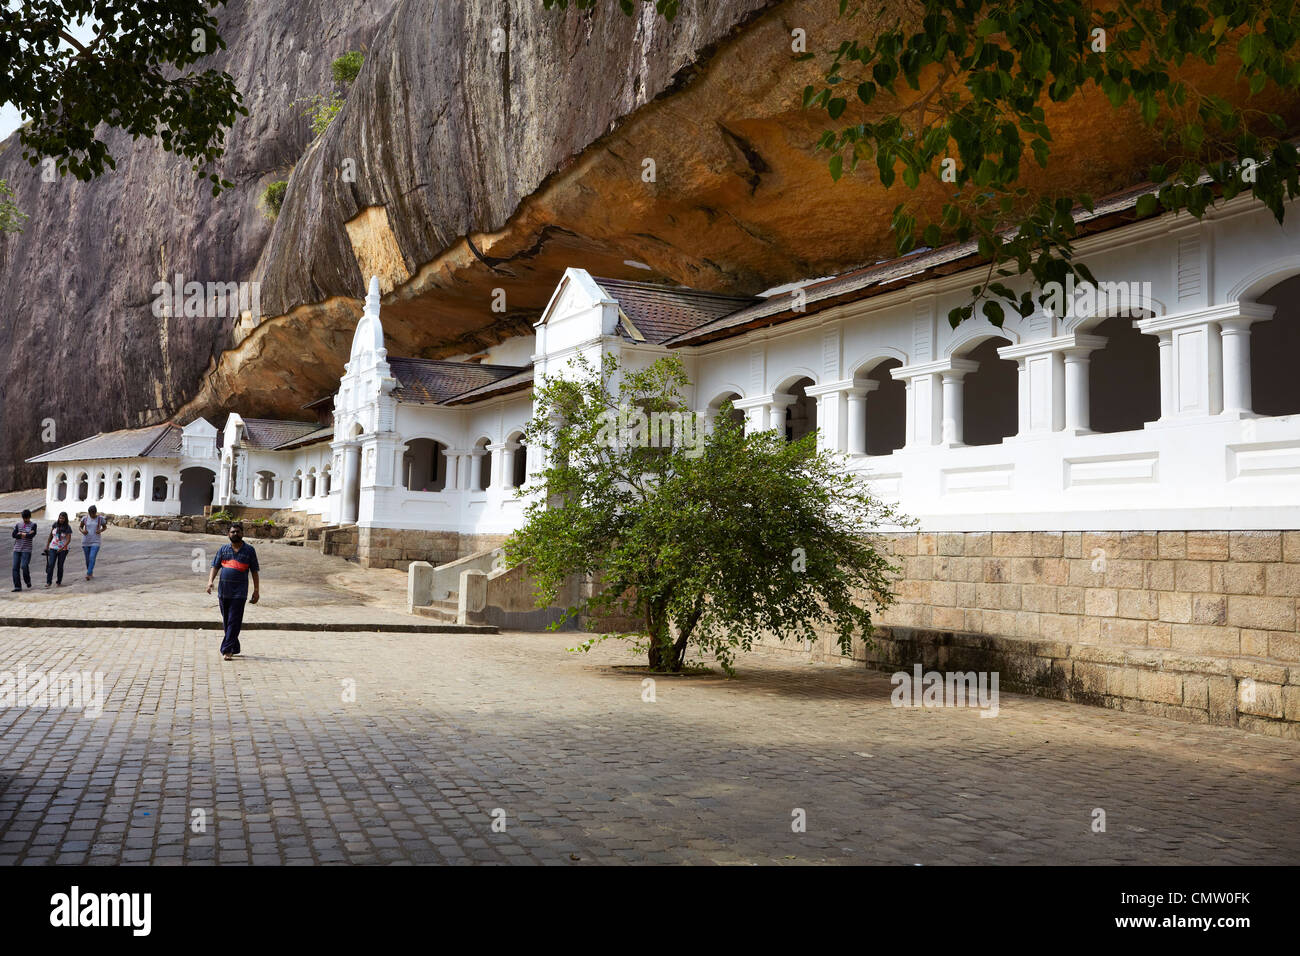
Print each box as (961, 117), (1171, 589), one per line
(238, 419), (322, 450)
(593, 277), (759, 344)
(389, 358), (527, 405)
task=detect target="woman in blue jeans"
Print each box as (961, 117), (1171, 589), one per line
(43, 512), (72, 587)
(79, 505), (107, 580)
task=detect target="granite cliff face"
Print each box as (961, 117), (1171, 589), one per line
(1, 0), (1295, 491)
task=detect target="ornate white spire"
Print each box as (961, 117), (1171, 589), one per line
(349, 275), (388, 364)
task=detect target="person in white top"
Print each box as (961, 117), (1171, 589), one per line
(79, 505), (108, 580)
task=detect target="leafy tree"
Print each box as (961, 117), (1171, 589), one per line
(550, 1), (1300, 328)
(0, 180), (28, 232)
(331, 50), (365, 86)
(506, 352), (902, 674)
(298, 91), (344, 137)
(297, 51), (364, 138)
(261, 179), (287, 219)
(1, 0), (246, 194)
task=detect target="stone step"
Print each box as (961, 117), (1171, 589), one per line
(412, 604), (458, 622)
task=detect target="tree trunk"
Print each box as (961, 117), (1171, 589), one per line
(669, 600), (705, 672)
(646, 602), (672, 672)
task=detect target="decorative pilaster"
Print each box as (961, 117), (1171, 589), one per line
(1136, 302), (1273, 422)
(891, 358), (976, 447)
(806, 379), (868, 452)
(997, 333), (1105, 436)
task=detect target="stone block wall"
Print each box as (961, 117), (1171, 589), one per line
(353, 527), (510, 570)
(759, 530), (1300, 738)
(874, 531), (1300, 662)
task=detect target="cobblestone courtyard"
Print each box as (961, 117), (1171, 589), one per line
(2, 621), (1297, 865)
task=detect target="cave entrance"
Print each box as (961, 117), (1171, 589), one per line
(179, 466), (215, 515)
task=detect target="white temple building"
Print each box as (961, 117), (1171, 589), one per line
(28, 189), (1300, 555)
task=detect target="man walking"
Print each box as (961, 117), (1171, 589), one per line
(79, 505), (107, 580)
(206, 522), (260, 661)
(11, 509), (37, 591)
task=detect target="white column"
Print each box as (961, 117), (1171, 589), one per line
(1016, 359), (1031, 436)
(340, 443), (360, 523)
(768, 395), (795, 434)
(486, 443), (506, 489)
(846, 387), (870, 455)
(1219, 318), (1258, 416)
(501, 443), (517, 488)
(1063, 350), (1093, 432)
(940, 369), (968, 446)
(1156, 333), (1174, 419)
(469, 452), (485, 492)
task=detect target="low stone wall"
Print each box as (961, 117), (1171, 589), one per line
(760, 530), (1300, 738)
(354, 527), (510, 570)
(103, 514), (287, 539)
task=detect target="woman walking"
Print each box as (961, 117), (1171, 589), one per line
(79, 505), (107, 580)
(43, 512), (72, 587)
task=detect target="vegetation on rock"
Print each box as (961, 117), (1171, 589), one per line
(0, 180), (27, 233)
(297, 51), (365, 137)
(262, 179), (288, 219)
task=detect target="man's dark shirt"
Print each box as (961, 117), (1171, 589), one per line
(212, 542), (259, 601)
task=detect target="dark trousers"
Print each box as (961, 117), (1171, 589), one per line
(219, 596), (246, 655)
(45, 549), (68, 585)
(11, 551), (31, 588)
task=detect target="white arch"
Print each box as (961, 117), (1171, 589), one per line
(772, 369), (819, 393)
(945, 323), (1020, 357)
(848, 347), (909, 378)
(1226, 255), (1300, 302)
(706, 386), (746, 408)
(401, 431), (457, 449)
(1065, 295), (1166, 332)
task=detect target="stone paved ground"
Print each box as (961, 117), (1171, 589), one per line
(0, 526), (413, 626)
(1, 624), (1297, 865)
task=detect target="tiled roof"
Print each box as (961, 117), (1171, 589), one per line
(593, 277), (759, 344)
(442, 366), (535, 406)
(273, 425), (334, 450)
(664, 183), (1160, 347)
(238, 419), (322, 450)
(389, 358), (527, 405)
(0, 489), (46, 514)
(26, 423), (182, 464)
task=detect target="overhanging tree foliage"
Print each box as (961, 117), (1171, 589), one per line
(505, 353), (902, 674)
(1, 0), (245, 193)
(547, 1), (1300, 328)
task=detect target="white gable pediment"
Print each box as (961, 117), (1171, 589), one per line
(537, 268), (610, 328)
(182, 417), (217, 438)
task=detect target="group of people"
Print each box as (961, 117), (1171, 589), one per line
(10, 505), (108, 591)
(10, 507), (261, 662)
